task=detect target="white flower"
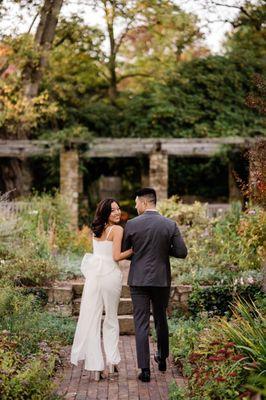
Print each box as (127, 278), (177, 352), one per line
(246, 276), (254, 284)
(28, 210), (38, 215)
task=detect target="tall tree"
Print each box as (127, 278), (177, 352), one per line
(89, 0), (203, 102)
(23, 0), (64, 98)
(0, 0), (63, 196)
(117, 55), (265, 138)
(43, 15), (106, 128)
(119, 1), (205, 91)
(224, 0), (265, 65)
(88, 0), (143, 103)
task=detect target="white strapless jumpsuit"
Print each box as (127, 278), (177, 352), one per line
(70, 228), (123, 371)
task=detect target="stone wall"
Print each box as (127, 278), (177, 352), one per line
(43, 283), (193, 319)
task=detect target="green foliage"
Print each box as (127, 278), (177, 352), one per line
(169, 156), (229, 200)
(0, 281), (75, 399)
(42, 15), (106, 129)
(0, 35), (58, 139)
(158, 197), (265, 286)
(211, 203), (266, 271)
(169, 382), (189, 400)
(2, 2), (265, 142)
(217, 298), (266, 374)
(40, 124), (94, 145)
(188, 283), (263, 317)
(0, 250), (59, 286)
(169, 297), (266, 399)
(118, 0), (203, 87)
(0, 335), (57, 400)
(0, 193), (92, 285)
(169, 316), (209, 366)
(0, 282), (75, 353)
(225, 0), (265, 66)
(118, 56), (265, 138)
(246, 373), (266, 397)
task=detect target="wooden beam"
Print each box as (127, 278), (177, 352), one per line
(83, 137), (256, 158)
(84, 138), (155, 157)
(0, 137), (258, 158)
(0, 140), (60, 157)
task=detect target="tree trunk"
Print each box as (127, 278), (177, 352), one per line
(108, 54), (118, 104)
(1, 0), (64, 197)
(105, 2), (118, 104)
(0, 159), (33, 197)
(23, 0), (64, 98)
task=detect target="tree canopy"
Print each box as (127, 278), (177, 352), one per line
(0, 0), (265, 140)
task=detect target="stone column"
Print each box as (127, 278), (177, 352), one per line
(60, 148), (79, 228)
(149, 150), (168, 200)
(228, 161), (242, 202)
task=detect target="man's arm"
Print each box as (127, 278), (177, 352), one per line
(170, 224), (187, 259)
(121, 221), (133, 257)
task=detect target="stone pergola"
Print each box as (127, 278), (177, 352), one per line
(0, 137), (263, 226)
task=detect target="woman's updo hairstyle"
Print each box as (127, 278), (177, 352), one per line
(91, 198), (120, 238)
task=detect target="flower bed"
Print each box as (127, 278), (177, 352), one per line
(0, 281), (76, 399)
(169, 296), (266, 400)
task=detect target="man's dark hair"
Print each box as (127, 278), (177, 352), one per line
(135, 187), (157, 204)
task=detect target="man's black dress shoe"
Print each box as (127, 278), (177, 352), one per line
(138, 368), (150, 382)
(154, 355), (167, 372)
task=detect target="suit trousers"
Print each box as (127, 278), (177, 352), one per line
(130, 286), (170, 369)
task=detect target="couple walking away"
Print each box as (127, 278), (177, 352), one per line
(70, 187), (187, 383)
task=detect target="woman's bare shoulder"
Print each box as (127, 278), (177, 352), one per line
(110, 224), (123, 240)
(113, 224), (124, 233)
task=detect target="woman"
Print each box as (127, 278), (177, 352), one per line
(70, 198), (132, 380)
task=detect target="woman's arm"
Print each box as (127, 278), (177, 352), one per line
(112, 225), (133, 262)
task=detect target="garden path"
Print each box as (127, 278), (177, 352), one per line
(54, 337), (186, 400)
(54, 261), (186, 399)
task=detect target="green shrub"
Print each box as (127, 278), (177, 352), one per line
(188, 283), (263, 317)
(169, 298), (266, 399)
(158, 197), (265, 286)
(0, 334), (57, 400)
(0, 282), (75, 353)
(0, 251), (60, 286)
(169, 382), (189, 400)
(0, 282), (75, 398)
(211, 204), (266, 272)
(18, 193), (91, 254)
(0, 192), (92, 284)
(169, 316), (209, 374)
(217, 298), (266, 375)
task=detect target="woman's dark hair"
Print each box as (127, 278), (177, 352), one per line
(91, 198), (120, 238)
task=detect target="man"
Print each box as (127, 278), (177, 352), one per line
(122, 187), (187, 382)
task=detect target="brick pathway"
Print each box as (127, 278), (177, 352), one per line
(55, 336), (186, 400)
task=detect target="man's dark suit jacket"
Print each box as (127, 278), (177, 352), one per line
(122, 210), (187, 287)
